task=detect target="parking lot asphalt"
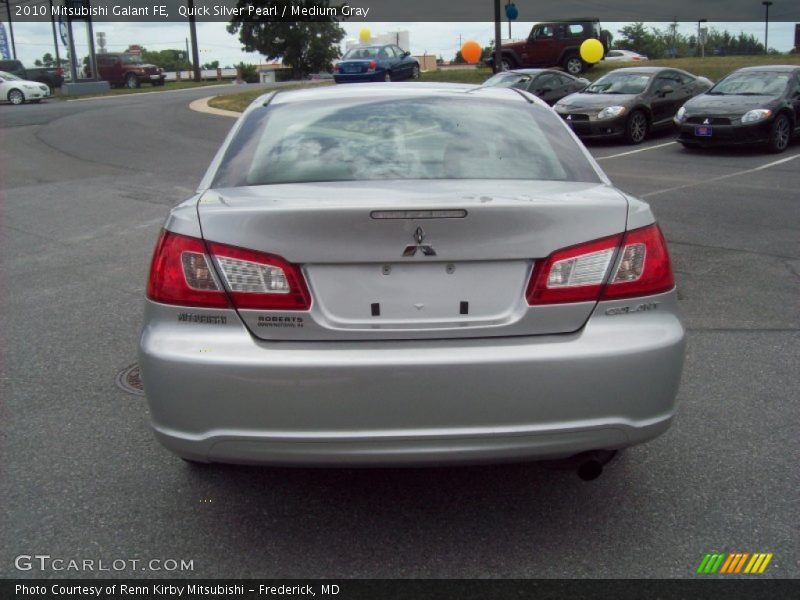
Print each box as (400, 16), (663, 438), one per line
(1, 87), (798, 579)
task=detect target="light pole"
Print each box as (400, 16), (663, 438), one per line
(762, 1), (773, 54)
(697, 18), (707, 58)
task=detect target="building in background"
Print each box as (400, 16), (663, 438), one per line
(346, 31), (410, 52)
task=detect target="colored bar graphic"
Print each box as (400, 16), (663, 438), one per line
(698, 552), (774, 575)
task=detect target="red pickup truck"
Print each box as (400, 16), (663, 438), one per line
(488, 19), (609, 75)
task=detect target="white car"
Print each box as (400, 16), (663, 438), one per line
(0, 71), (51, 105)
(603, 50), (649, 62)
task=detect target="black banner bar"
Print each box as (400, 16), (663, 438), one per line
(3, 579), (800, 600)
(7, 0), (800, 23)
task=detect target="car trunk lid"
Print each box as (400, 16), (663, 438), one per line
(198, 180), (629, 341)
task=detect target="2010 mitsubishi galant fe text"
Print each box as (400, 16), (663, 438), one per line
(139, 83), (685, 469)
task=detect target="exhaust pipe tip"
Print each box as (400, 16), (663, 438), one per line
(577, 459), (603, 481)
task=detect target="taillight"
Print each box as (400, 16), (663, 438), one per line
(334, 64), (341, 72)
(205, 241), (311, 310)
(525, 224), (674, 305)
(601, 223), (674, 300)
(146, 230), (229, 308)
(367, 60), (377, 71)
(146, 231), (311, 311)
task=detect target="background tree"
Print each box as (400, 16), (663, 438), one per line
(227, 1), (345, 78)
(139, 49), (192, 71)
(203, 60), (220, 70)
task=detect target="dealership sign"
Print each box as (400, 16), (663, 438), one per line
(0, 23), (10, 60)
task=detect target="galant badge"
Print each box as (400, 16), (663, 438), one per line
(403, 226), (437, 257)
(703, 118), (710, 125)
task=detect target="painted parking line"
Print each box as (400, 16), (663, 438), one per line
(642, 153), (800, 198)
(595, 141), (677, 161)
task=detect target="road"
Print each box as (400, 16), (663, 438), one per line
(1, 85), (798, 579)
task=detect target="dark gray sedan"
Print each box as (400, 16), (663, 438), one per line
(482, 69), (590, 105)
(554, 67), (713, 144)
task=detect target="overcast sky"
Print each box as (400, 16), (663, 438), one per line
(5, 20), (796, 67)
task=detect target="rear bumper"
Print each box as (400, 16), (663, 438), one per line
(139, 291), (685, 465)
(334, 72), (384, 83)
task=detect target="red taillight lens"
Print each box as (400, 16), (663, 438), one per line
(57, 68), (64, 77)
(525, 224), (674, 305)
(526, 234), (622, 304)
(146, 231), (311, 311)
(146, 230), (230, 308)
(205, 241), (311, 310)
(601, 224), (674, 300)
(367, 60), (377, 71)
(334, 64), (341, 72)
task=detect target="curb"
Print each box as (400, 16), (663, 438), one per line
(188, 96), (241, 118)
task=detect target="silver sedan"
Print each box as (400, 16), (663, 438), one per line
(139, 83), (685, 476)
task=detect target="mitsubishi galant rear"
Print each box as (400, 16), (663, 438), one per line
(139, 83), (685, 471)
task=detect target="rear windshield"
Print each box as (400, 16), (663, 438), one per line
(342, 47), (384, 60)
(710, 72), (789, 96)
(212, 95), (601, 188)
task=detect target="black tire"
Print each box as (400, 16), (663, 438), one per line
(153, 79), (165, 87)
(411, 64), (420, 80)
(384, 71), (392, 82)
(766, 113), (791, 154)
(7, 88), (24, 105)
(562, 55), (585, 75)
(501, 55), (517, 71)
(624, 110), (649, 144)
(125, 73), (140, 89)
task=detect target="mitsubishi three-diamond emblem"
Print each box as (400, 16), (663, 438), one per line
(403, 226), (437, 257)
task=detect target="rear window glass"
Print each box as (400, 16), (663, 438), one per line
(212, 95), (601, 188)
(342, 47), (384, 60)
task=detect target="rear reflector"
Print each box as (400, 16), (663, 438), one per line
(146, 231), (310, 310)
(526, 224), (674, 305)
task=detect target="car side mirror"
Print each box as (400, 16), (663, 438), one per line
(402, 51), (411, 58)
(660, 86), (675, 97)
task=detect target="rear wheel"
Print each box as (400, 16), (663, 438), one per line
(624, 110), (649, 144)
(384, 71), (392, 82)
(563, 55), (585, 75)
(767, 113), (791, 154)
(501, 55), (517, 71)
(125, 73), (140, 89)
(7, 89), (24, 105)
(411, 65), (420, 80)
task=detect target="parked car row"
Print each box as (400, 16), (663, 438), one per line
(0, 59), (64, 92)
(483, 64), (799, 153)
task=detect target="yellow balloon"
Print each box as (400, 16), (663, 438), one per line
(461, 40), (482, 65)
(580, 38), (604, 64)
(359, 28), (371, 43)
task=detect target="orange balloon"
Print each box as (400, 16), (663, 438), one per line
(461, 40), (482, 65)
